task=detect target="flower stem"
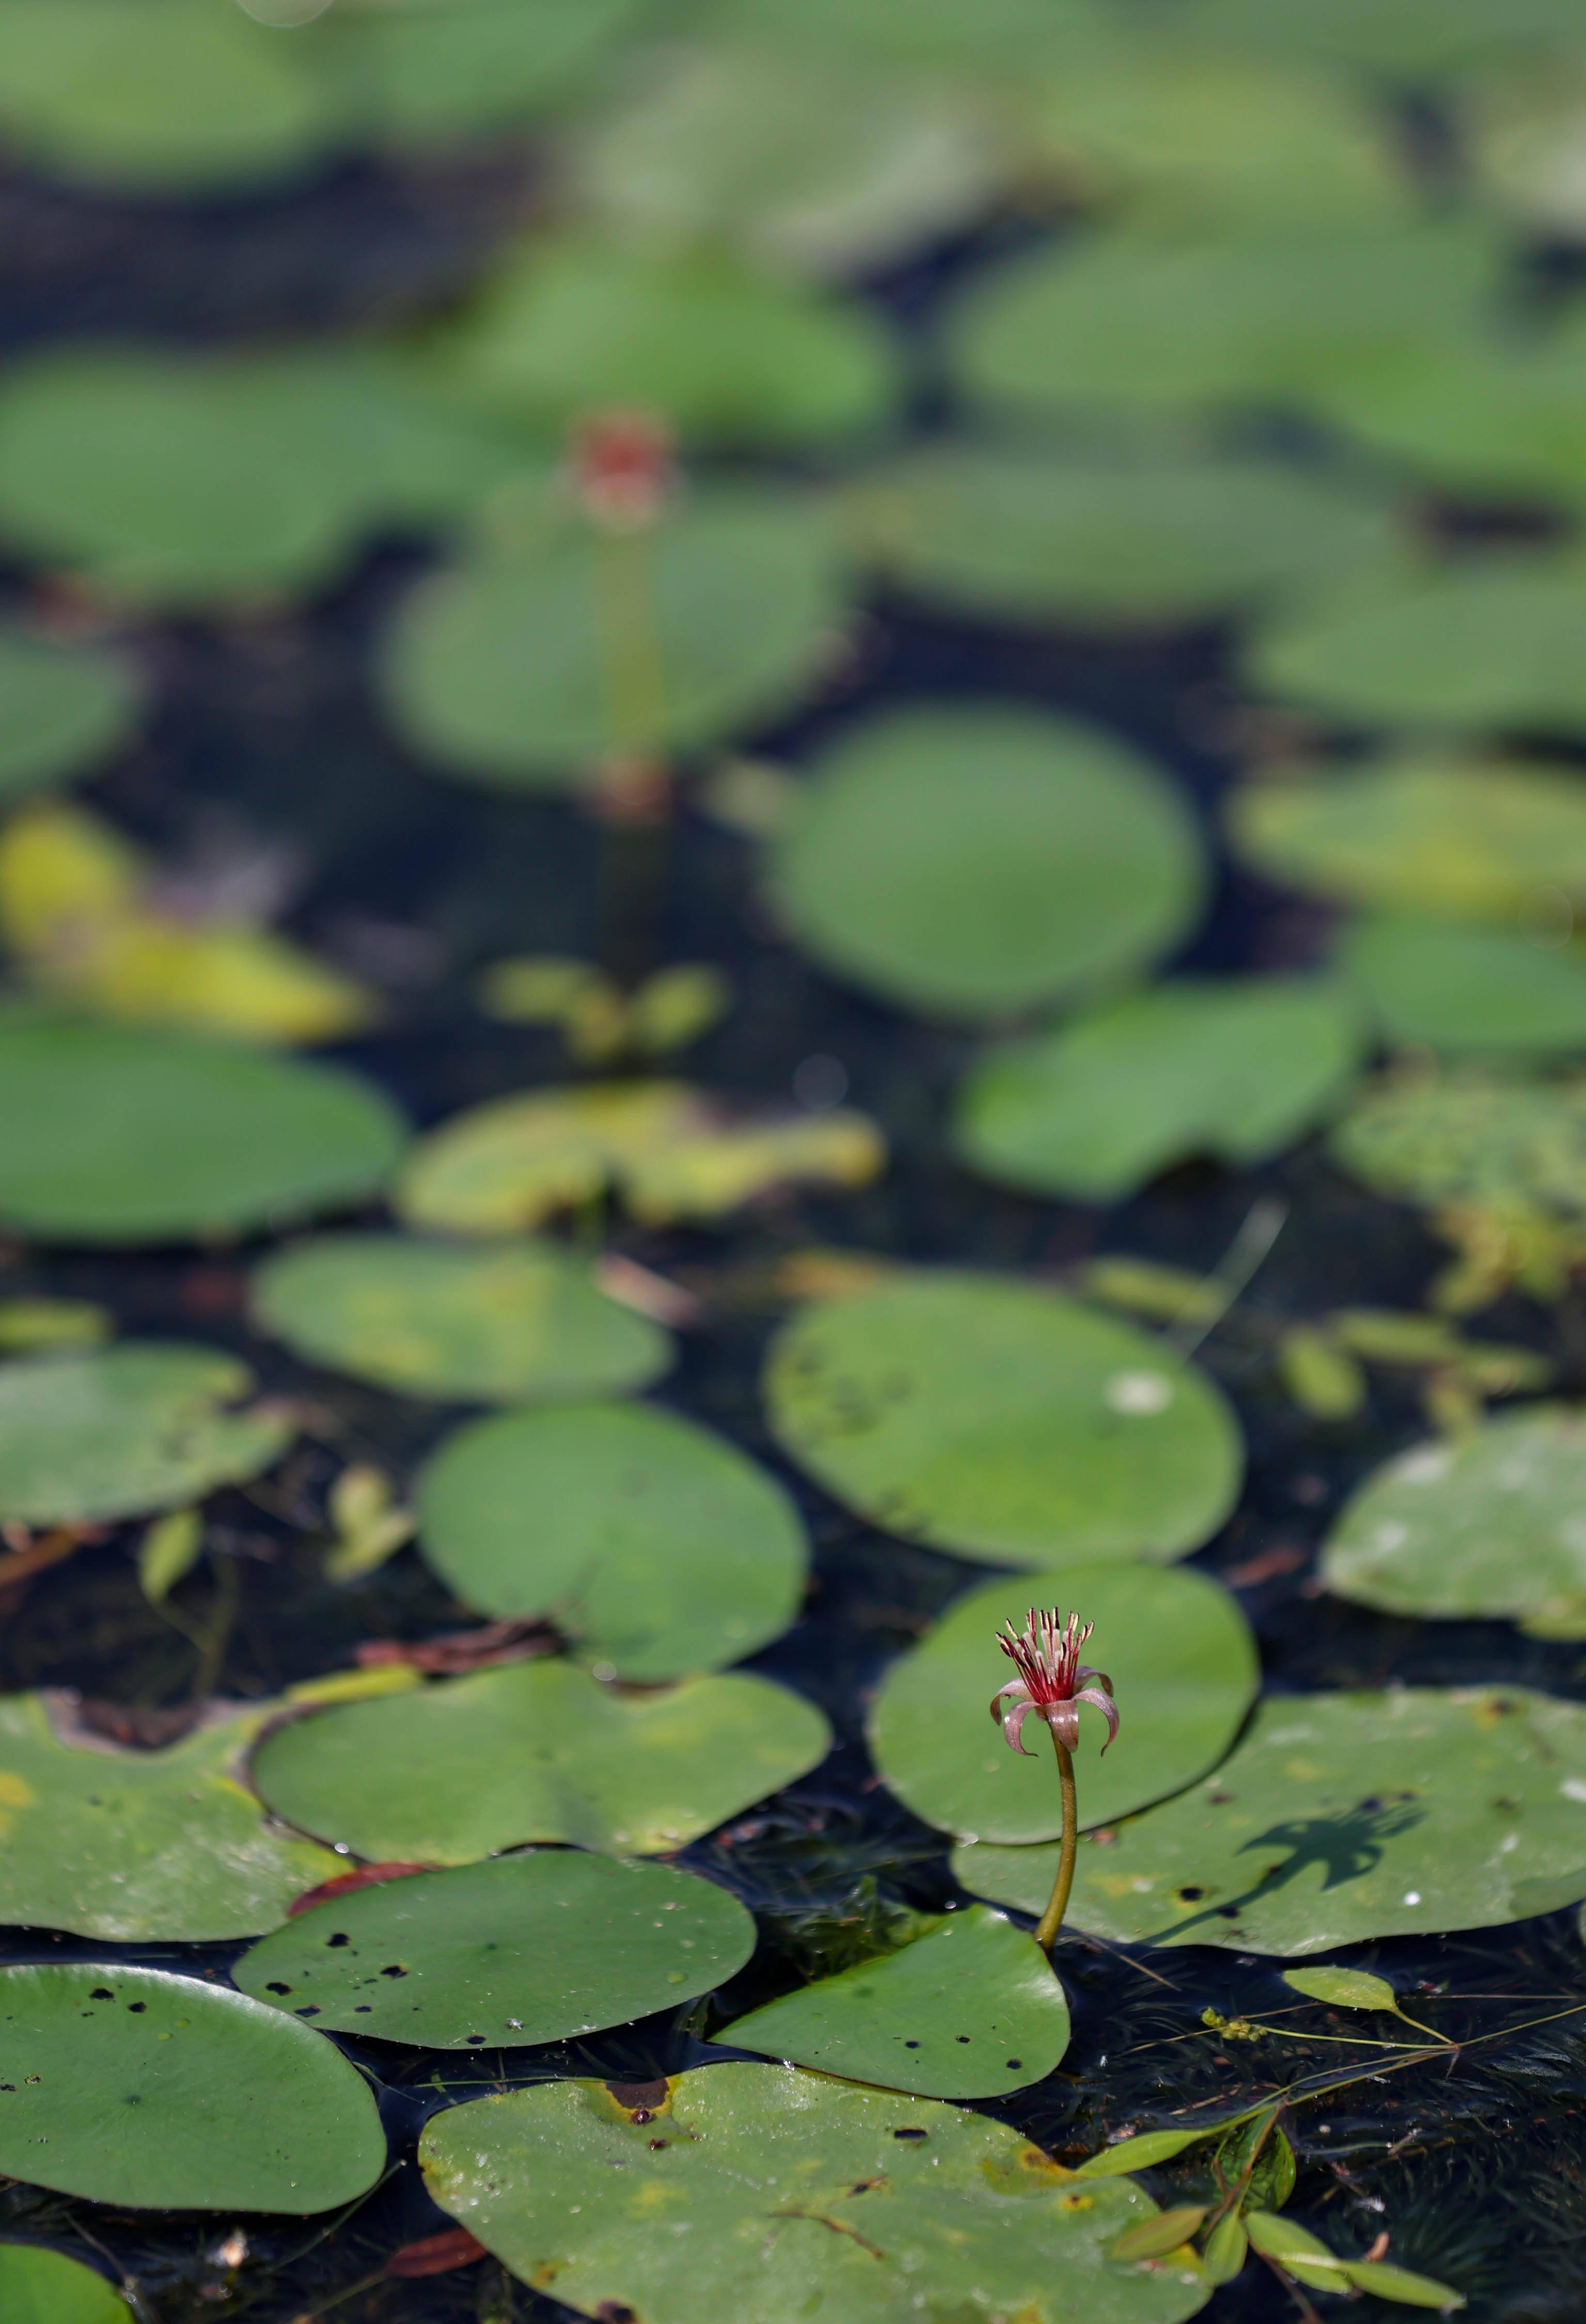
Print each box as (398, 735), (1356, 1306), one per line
(1035, 1740), (1078, 1949)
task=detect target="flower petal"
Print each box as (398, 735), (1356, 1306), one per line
(1046, 1702), (1080, 1750)
(990, 1677), (1031, 1725)
(1074, 1684), (1120, 1754)
(998, 1693), (1039, 1755)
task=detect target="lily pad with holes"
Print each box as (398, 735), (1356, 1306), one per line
(252, 1233), (670, 1405)
(0, 628), (140, 802)
(765, 1272), (1243, 1567)
(1330, 1066), (1586, 1219)
(1340, 917), (1586, 1056)
(869, 1563), (1259, 1844)
(234, 1849), (756, 2048)
(1322, 1407), (1586, 1632)
(416, 1402), (806, 1679)
(766, 708), (1206, 1019)
(0, 2246), (130, 2324)
(0, 1963), (385, 2210)
(0, 1344), (291, 1527)
(954, 978), (1362, 1202)
(420, 2062), (1211, 2324)
(252, 1659), (831, 1862)
(381, 485), (851, 790)
(719, 1906), (1068, 2099)
(0, 1012), (406, 1243)
(852, 444), (1404, 628)
(955, 1685), (1586, 1954)
(0, 1694), (338, 1941)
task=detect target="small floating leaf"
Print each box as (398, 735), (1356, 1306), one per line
(0, 1299), (111, 1354)
(1200, 2213), (1249, 2284)
(136, 1506), (201, 1607)
(1345, 2258), (1466, 2309)
(323, 1464), (415, 1584)
(1243, 2211), (1348, 2289)
(1074, 2128), (1216, 2178)
(0, 2245), (130, 2323)
(1276, 1328), (1368, 1422)
(1111, 2207), (1209, 2263)
(1281, 1965), (1400, 2013)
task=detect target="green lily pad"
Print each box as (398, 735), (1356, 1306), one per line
(0, 1964), (385, 2211)
(766, 708), (1206, 1019)
(708, 0), (1114, 71)
(381, 485), (851, 789)
(1460, 56), (1586, 240)
(566, 39), (1011, 279)
(954, 978), (1362, 1202)
(419, 2062), (1211, 2324)
(0, 1343), (291, 1527)
(1227, 755), (1586, 922)
(0, 2246), (130, 2324)
(719, 1905), (1069, 2098)
(954, 1685), (1586, 1953)
(434, 235), (896, 448)
(252, 1233), (670, 1405)
(869, 1563), (1259, 1845)
(951, 223), (1501, 422)
(1180, 0), (1581, 76)
(0, 627), (141, 802)
(234, 1849), (756, 2048)
(1246, 552), (1586, 733)
(0, 1013), (406, 1243)
(765, 1272), (1243, 1567)
(252, 1659), (832, 1862)
(1322, 1406), (1586, 1631)
(311, 0), (645, 148)
(1330, 1065), (1586, 1219)
(1341, 917), (1586, 1055)
(0, 1693), (338, 1940)
(852, 443), (1405, 628)
(416, 1401), (806, 1679)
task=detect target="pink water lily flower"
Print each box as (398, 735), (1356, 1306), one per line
(991, 1607), (1119, 1757)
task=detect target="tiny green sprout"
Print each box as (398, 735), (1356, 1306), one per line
(991, 1607), (1118, 1948)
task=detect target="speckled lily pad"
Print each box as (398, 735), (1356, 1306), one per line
(1330, 1066), (1586, 1220)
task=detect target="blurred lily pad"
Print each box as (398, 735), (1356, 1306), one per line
(565, 39), (1012, 279)
(0, 1344), (291, 1527)
(765, 1272), (1243, 1567)
(709, 0), (1115, 71)
(951, 223), (1500, 422)
(1341, 917), (1586, 1055)
(1460, 55), (1586, 240)
(0, 1694), (337, 1940)
(1246, 552), (1586, 732)
(0, 627), (140, 802)
(0, 2247), (130, 2324)
(955, 1685), (1586, 1953)
(1331, 1065), (1586, 1219)
(767, 708), (1206, 1019)
(434, 235), (896, 448)
(396, 1080), (884, 1233)
(869, 1563), (1259, 1844)
(0, 1013), (405, 1243)
(1228, 755), (1586, 922)
(720, 1905), (1069, 2098)
(1179, 0), (1582, 76)
(416, 1401), (806, 1679)
(852, 443), (1405, 628)
(253, 1233), (670, 1404)
(420, 2062), (1210, 2324)
(954, 978), (1362, 1202)
(311, 0), (646, 148)
(252, 1658), (831, 1861)
(235, 1849), (756, 2047)
(0, 1963), (385, 2210)
(381, 485), (850, 789)
(1322, 1406), (1586, 1632)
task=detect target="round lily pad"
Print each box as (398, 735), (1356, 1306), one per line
(954, 978), (1362, 1202)
(719, 1905), (1069, 2099)
(951, 223), (1501, 422)
(0, 1014), (405, 1243)
(235, 1849), (756, 2048)
(435, 235), (896, 448)
(869, 1563), (1259, 1845)
(765, 1273), (1244, 1567)
(1246, 553), (1586, 733)
(954, 1685), (1586, 1954)
(1330, 1066), (1586, 1220)
(381, 486), (851, 789)
(253, 1659), (832, 1862)
(1322, 1407), (1586, 1631)
(853, 443), (1404, 628)
(0, 1963), (385, 2210)
(1227, 755), (1586, 923)
(0, 2247), (130, 2324)
(1341, 917), (1586, 1056)
(767, 708), (1206, 1019)
(419, 2063), (1210, 2324)
(252, 1233), (670, 1405)
(0, 1344), (291, 1527)
(0, 627), (141, 802)
(416, 1402), (806, 1679)
(0, 1694), (337, 1941)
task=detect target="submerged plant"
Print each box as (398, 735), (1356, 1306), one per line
(991, 1606), (1117, 1948)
